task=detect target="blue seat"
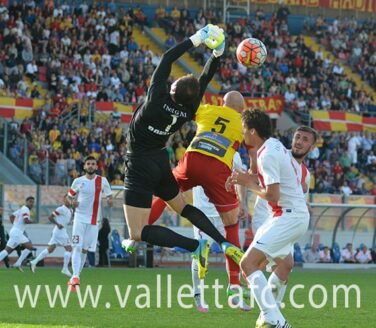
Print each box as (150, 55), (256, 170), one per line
(210, 242), (223, 254)
(174, 247), (189, 253)
(332, 242), (341, 263)
(293, 243), (304, 263)
(173, 247), (189, 261)
(110, 230), (128, 259)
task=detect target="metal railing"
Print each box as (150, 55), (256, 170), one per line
(310, 203), (376, 249)
(0, 119), (73, 186)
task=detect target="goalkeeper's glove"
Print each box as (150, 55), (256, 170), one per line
(189, 25), (209, 47)
(190, 24), (225, 48)
(213, 40), (225, 57)
(205, 25), (225, 50)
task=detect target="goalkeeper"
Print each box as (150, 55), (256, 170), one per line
(122, 25), (242, 279)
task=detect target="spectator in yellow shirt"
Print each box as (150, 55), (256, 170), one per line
(78, 122), (90, 138)
(48, 125), (60, 143)
(52, 136), (62, 151)
(89, 148), (100, 160)
(114, 124), (123, 143)
(171, 7), (180, 20)
(111, 174), (124, 186)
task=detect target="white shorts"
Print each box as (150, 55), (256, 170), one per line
(6, 228), (29, 249)
(251, 211), (309, 262)
(252, 216), (267, 235)
(193, 216), (224, 243)
(72, 221), (98, 250)
(48, 230), (71, 247)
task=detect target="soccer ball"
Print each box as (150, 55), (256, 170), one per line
(236, 38), (267, 67)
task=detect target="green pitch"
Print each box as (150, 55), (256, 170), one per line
(0, 267), (374, 328)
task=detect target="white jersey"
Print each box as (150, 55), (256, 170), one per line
(253, 150), (311, 229)
(256, 138), (308, 217)
(68, 175), (112, 225)
(52, 205), (72, 234)
(11, 205), (31, 233)
(192, 152), (244, 218)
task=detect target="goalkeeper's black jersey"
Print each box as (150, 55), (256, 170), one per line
(126, 39), (220, 153)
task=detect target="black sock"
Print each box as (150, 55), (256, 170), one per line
(141, 225), (199, 252)
(181, 204), (227, 245)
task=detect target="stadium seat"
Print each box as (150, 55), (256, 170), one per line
(332, 242), (341, 263)
(210, 242), (223, 254)
(304, 243), (311, 251)
(173, 247), (189, 261)
(110, 230), (128, 259)
(293, 243), (304, 263)
(210, 242), (223, 262)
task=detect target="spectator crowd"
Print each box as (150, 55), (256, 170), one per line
(0, 2), (375, 196)
(306, 15), (376, 91)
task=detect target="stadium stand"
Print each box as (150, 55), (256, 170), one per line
(0, 2), (374, 197)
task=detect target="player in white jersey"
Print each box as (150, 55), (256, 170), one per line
(0, 196), (35, 271)
(30, 195), (73, 276)
(192, 152), (251, 312)
(228, 109), (311, 328)
(249, 126), (317, 311)
(67, 156), (113, 291)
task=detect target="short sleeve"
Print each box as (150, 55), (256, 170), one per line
(22, 207), (30, 220)
(102, 178), (113, 197)
(68, 178), (79, 197)
(53, 205), (63, 216)
(260, 152), (280, 186)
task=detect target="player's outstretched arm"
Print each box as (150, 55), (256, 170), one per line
(148, 25), (218, 100)
(149, 26), (209, 89)
(194, 55), (220, 107)
(149, 39), (194, 88)
(194, 29), (225, 109)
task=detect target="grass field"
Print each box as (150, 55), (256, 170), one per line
(0, 267), (374, 328)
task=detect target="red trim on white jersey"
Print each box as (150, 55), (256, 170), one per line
(69, 188), (77, 197)
(257, 171), (283, 218)
(91, 176), (102, 225)
(257, 145), (266, 158)
(258, 172), (265, 188)
(301, 164), (308, 184)
(23, 213), (29, 217)
(269, 202), (283, 217)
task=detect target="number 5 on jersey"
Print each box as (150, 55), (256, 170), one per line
(211, 117), (230, 134)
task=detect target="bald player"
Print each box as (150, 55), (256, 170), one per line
(124, 91), (249, 302)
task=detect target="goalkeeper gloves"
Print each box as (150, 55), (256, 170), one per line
(190, 24), (225, 49)
(189, 25), (209, 47)
(213, 40), (225, 57)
